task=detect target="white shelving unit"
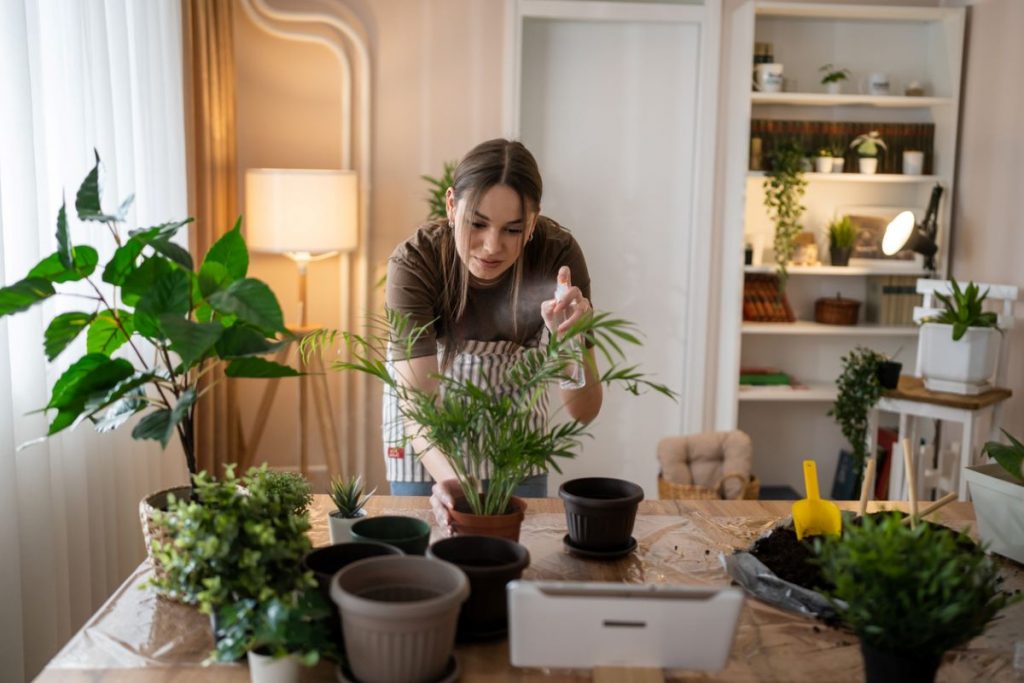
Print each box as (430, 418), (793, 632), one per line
(718, 2), (966, 495)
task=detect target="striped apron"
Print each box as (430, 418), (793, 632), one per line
(382, 339), (549, 484)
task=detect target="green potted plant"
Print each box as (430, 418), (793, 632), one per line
(814, 147), (833, 174)
(828, 346), (887, 477)
(815, 513), (1017, 683)
(967, 430), (1024, 563)
(327, 474), (376, 543)
(763, 140), (808, 292)
(818, 63), (851, 95)
(421, 160), (456, 220)
(850, 131), (888, 174)
(304, 309), (675, 541)
(919, 279), (1000, 394)
(827, 215), (857, 267)
(829, 143), (846, 174)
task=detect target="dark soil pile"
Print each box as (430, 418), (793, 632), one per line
(750, 526), (829, 591)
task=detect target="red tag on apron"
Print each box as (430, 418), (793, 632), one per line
(387, 446), (405, 459)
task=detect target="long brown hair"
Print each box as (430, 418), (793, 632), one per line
(438, 139), (543, 370)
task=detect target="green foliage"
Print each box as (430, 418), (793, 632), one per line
(818, 64), (851, 85)
(212, 589), (337, 665)
(329, 474), (375, 518)
(982, 430), (1024, 483)
(827, 215), (857, 249)
(815, 513), (1017, 658)
(303, 309), (676, 516)
(763, 140), (808, 291)
(149, 465), (314, 613)
(930, 279), (998, 341)
(850, 131), (888, 158)
(421, 160), (457, 221)
(0, 152), (297, 475)
(828, 347), (887, 468)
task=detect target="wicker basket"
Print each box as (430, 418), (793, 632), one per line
(139, 485), (192, 583)
(657, 473), (760, 501)
(814, 295), (861, 325)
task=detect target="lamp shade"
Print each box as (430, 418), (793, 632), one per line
(883, 210), (937, 259)
(245, 169), (358, 253)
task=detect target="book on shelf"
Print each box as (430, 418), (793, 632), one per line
(866, 275), (922, 325)
(743, 273), (795, 322)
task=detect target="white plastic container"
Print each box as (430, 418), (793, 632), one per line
(555, 279), (585, 390)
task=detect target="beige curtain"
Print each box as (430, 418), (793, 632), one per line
(183, 0), (243, 475)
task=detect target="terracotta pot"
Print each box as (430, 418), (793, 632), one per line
(331, 556), (468, 683)
(559, 477), (644, 550)
(449, 496), (527, 541)
(427, 535), (530, 641)
(138, 485), (192, 582)
(860, 641), (941, 683)
(328, 509), (367, 544)
(350, 515), (431, 555)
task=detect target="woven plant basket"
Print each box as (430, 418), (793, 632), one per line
(657, 473), (760, 501)
(138, 485), (192, 583)
(814, 295), (860, 325)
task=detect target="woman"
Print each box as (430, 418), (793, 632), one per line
(384, 138), (603, 530)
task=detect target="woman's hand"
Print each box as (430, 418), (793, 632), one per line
(430, 478), (461, 536)
(541, 265), (591, 337)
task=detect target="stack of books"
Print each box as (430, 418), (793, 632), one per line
(865, 276), (922, 325)
(743, 274), (795, 322)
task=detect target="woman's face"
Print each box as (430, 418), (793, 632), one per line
(447, 183), (536, 283)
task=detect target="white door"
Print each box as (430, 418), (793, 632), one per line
(508, 1), (721, 495)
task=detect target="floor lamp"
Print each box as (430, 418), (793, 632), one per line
(242, 169), (358, 480)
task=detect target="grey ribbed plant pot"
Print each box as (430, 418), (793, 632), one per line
(331, 556), (468, 683)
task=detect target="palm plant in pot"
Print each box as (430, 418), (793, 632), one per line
(304, 309), (674, 541)
(919, 279), (1000, 394)
(967, 430), (1024, 564)
(327, 474), (376, 543)
(850, 131), (887, 175)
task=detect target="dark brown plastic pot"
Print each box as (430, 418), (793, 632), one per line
(830, 246), (852, 267)
(860, 641), (941, 683)
(449, 496), (527, 541)
(559, 477), (644, 550)
(303, 542), (403, 600)
(427, 535), (530, 641)
(875, 360), (902, 390)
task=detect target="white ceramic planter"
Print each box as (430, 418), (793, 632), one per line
(814, 157), (833, 173)
(918, 323), (1000, 395)
(857, 157), (878, 174)
(328, 509), (367, 544)
(830, 157), (845, 173)
(965, 464), (1024, 564)
(247, 650), (301, 683)
(825, 81), (842, 95)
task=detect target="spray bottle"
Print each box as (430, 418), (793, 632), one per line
(554, 273), (586, 390)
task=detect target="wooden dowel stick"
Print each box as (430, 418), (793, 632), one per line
(901, 438), (918, 528)
(858, 457), (877, 517)
(901, 492), (958, 526)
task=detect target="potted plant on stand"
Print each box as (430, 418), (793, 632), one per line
(327, 474), (375, 543)
(966, 430), (1024, 563)
(818, 63), (851, 94)
(919, 279), (1000, 394)
(827, 215), (856, 267)
(815, 513), (1017, 683)
(763, 140), (808, 292)
(828, 347), (887, 494)
(850, 131), (888, 174)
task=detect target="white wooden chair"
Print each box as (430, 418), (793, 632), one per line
(869, 279), (1020, 501)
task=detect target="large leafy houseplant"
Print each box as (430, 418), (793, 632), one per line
(304, 309), (675, 517)
(0, 153), (298, 476)
(763, 140), (807, 291)
(828, 346), (887, 472)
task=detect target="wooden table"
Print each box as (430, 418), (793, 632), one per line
(39, 496), (1024, 682)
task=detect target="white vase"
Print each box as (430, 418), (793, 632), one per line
(328, 509), (367, 544)
(918, 323), (1000, 395)
(830, 157), (845, 173)
(965, 464), (1024, 564)
(857, 157), (878, 174)
(825, 81), (841, 95)
(814, 157), (833, 173)
(247, 650), (301, 683)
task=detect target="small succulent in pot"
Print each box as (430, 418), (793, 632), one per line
(328, 474), (376, 544)
(929, 278), (998, 341)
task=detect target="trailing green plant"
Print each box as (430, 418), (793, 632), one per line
(302, 308), (676, 517)
(763, 140), (808, 291)
(818, 64), (851, 85)
(149, 465), (315, 613)
(982, 429), (1024, 483)
(0, 152), (299, 476)
(814, 512), (1017, 660)
(827, 215), (857, 249)
(850, 131), (888, 158)
(329, 474), (375, 518)
(828, 346), (887, 470)
(211, 588), (337, 665)
(929, 278), (998, 341)
(421, 160), (457, 221)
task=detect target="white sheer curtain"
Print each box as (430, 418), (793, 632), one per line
(0, 1), (189, 680)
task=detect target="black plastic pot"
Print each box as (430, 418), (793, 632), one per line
(861, 641), (941, 683)
(830, 246), (852, 267)
(875, 360), (902, 390)
(558, 477), (644, 550)
(427, 535), (530, 641)
(350, 515), (432, 555)
(303, 542), (404, 600)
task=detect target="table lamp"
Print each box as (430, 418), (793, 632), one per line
(882, 183), (942, 272)
(245, 168), (358, 327)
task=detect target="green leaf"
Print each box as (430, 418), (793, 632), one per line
(27, 247), (99, 284)
(0, 278), (55, 317)
(92, 387), (146, 433)
(102, 240), (145, 286)
(215, 325), (288, 358)
(161, 316), (223, 368)
(44, 312), (95, 361)
(224, 357), (300, 378)
(131, 388), (196, 448)
(86, 310), (134, 355)
(208, 279), (285, 334)
(150, 239), (193, 270)
(120, 256), (173, 307)
(198, 261), (230, 298)
(48, 409), (80, 435)
(203, 217), (248, 280)
(116, 193), (135, 221)
(47, 354), (135, 411)
(133, 268), (190, 338)
(129, 219), (194, 244)
(56, 200), (72, 268)
(75, 150), (102, 220)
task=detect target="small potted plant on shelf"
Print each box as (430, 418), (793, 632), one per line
(828, 347), (887, 479)
(919, 279), (1000, 395)
(815, 513), (1017, 683)
(814, 147), (833, 174)
(327, 474), (376, 543)
(763, 140), (808, 292)
(827, 215), (856, 267)
(850, 131), (888, 174)
(818, 63), (851, 95)
(829, 144), (846, 173)
(967, 430), (1024, 563)
(304, 309), (675, 541)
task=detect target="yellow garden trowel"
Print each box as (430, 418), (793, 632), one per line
(792, 460), (842, 540)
